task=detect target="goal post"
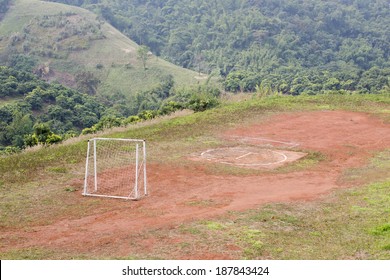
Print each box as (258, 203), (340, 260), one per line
(83, 138), (148, 200)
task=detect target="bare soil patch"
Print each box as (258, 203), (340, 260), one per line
(1, 110), (389, 259)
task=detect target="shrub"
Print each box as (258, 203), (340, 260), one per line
(0, 146), (21, 155)
(123, 115), (141, 125)
(45, 133), (63, 145)
(160, 101), (183, 115)
(81, 127), (96, 135)
(138, 110), (157, 120)
(187, 94), (219, 112)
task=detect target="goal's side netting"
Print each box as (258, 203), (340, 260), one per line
(83, 138), (148, 200)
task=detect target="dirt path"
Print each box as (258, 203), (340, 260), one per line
(1, 110), (389, 258)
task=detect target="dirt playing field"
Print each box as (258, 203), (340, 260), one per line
(1, 110), (390, 259)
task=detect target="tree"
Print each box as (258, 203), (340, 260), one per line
(8, 54), (37, 72)
(25, 87), (44, 110)
(24, 123), (63, 147)
(137, 45), (150, 70)
(75, 71), (100, 95)
(8, 113), (34, 148)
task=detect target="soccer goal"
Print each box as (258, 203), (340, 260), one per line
(83, 138), (148, 200)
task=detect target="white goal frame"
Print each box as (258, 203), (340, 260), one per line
(83, 138), (148, 200)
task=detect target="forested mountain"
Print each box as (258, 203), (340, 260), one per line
(1, 0), (389, 152)
(0, 0), (201, 98)
(0, 0), (218, 152)
(49, 0), (390, 94)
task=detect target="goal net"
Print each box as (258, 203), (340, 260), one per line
(83, 138), (147, 200)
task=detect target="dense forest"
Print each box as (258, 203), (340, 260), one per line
(0, 66), (105, 151)
(48, 0), (390, 94)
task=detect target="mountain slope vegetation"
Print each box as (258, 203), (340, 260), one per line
(1, 0), (389, 152)
(0, 0), (219, 152)
(50, 0), (390, 94)
(0, 0), (203, 97)
(0, 65), (106, 150)
(0, 63), (220, 152)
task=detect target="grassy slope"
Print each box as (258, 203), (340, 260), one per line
(0, 93), (389, 259)
(0, 0), (203, 98)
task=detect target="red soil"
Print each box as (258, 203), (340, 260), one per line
(1, 110), (389, 259)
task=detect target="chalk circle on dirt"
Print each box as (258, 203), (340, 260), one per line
(198, 146), (307, 169)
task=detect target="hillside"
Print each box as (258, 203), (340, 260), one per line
(0, 93), (389, 260)
(0, 66), (109, 150)
(50, 0), (390, 94)
(0, 63), (221, 152)
(1, 0), (390, 265)
(0, 0), (204, 98)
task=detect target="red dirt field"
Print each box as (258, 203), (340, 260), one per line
(1, 110), (390, 259)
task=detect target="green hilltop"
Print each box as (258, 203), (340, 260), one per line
(0, 0), (204, 98)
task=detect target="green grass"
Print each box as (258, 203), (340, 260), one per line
(1, 248), (57, 260)
(370, 224), (390, 236)
(341, 150), (390, 186)
(0, 0), (83, 35)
